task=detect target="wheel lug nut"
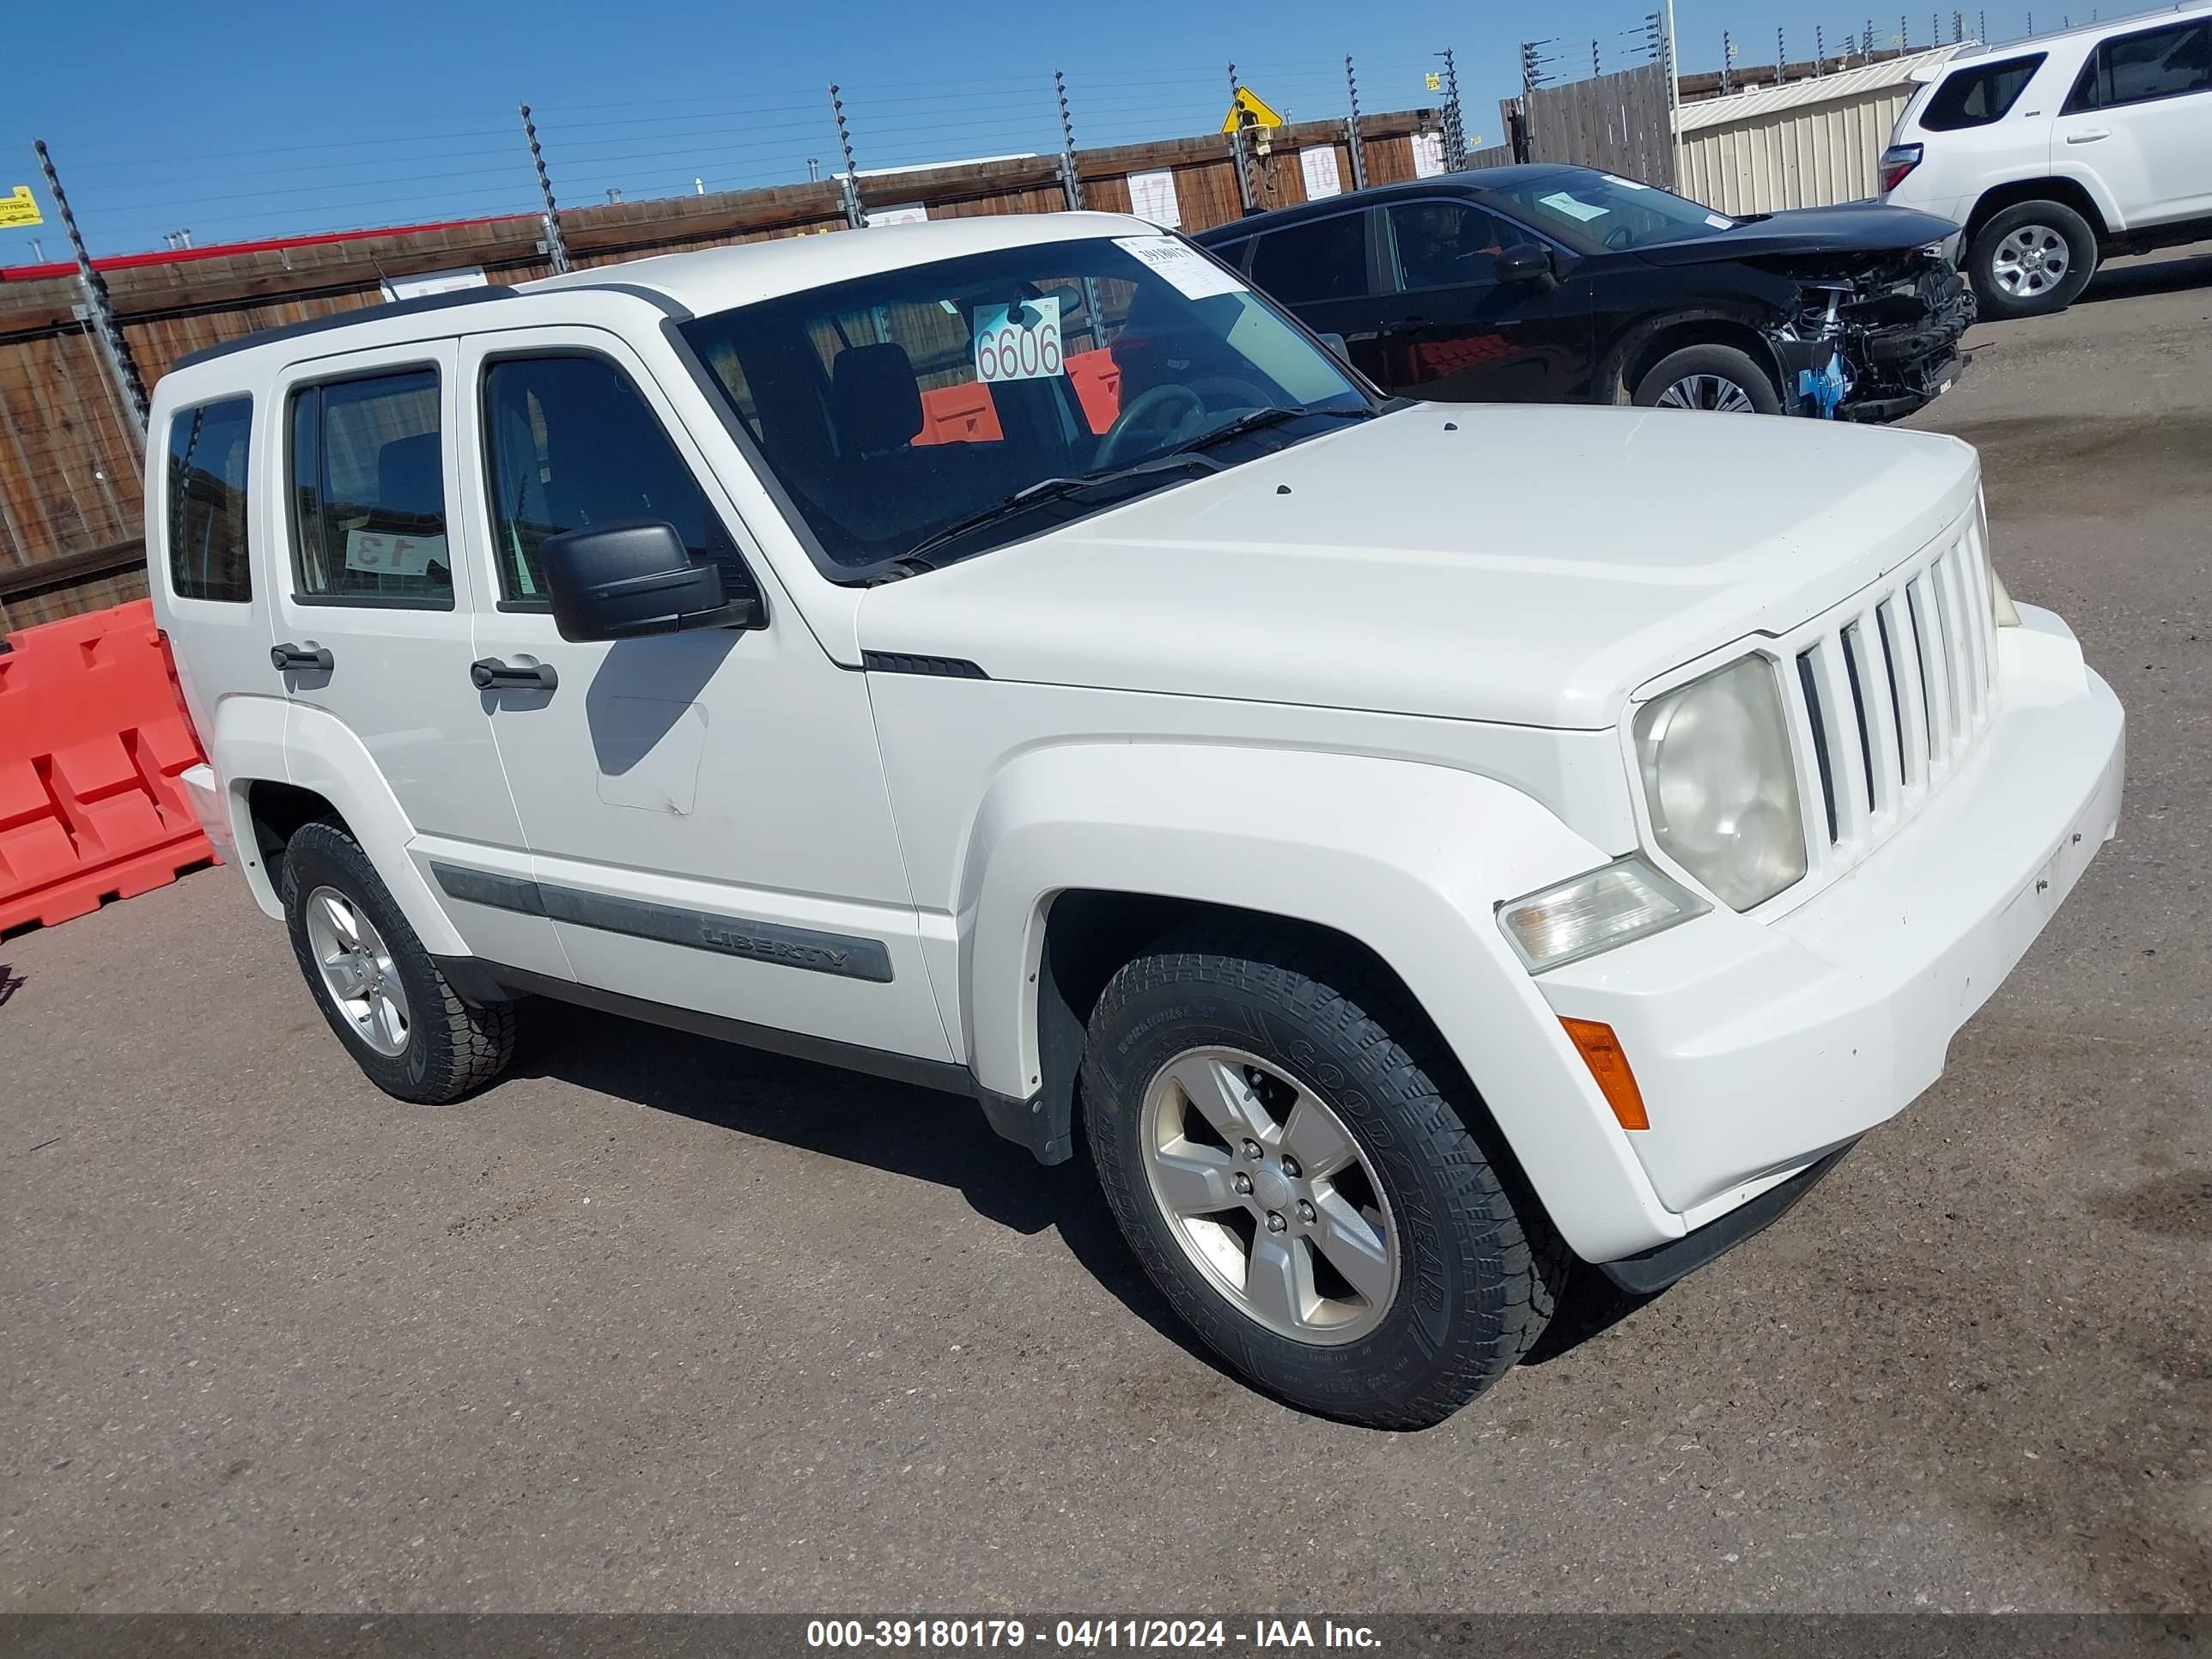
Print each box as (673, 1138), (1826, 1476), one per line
(1297, 1200), (1316, 1224)
(1266, 1212), (1287, 1233)
(1241, 1139), (1263, 1159)
(1279, 1155), (1301, 1178)
(1233, 1172), (1254, 1195)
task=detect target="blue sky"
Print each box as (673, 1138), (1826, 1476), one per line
(4, 0), (2051, 263)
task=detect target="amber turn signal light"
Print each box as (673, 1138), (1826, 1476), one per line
(1560, 1017), (1648, 1132)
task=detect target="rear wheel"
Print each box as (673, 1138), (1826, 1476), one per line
(279, 821), (515, 1103)
(1969, 200), (2096, 319)
(1632, 343), (1784, 415)
(1081, 921), (1567, 1430)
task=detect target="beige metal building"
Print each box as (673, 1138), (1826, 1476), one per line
(1674, 46), (1962, 215)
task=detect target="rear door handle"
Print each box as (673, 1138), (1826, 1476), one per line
(2066, 129), (2110, 143)
(470, 657), (558, 692)
(270, 642), (332, 672)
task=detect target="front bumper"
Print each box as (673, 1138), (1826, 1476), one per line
(1542, 605), (2124, 1226)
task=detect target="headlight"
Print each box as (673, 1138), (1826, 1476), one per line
(1498, 857), (1709, 973)
(1633, 656), (1808, 911)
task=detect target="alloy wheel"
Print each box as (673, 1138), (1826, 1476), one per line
(1138, 1047), (1400, 1346)
(1656, 374), (1758, 413)
(1991, 225), (2070, 298)
(304, 884), (411, 1058)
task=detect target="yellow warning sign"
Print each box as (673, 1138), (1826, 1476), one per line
(0, 185), (42, 229)
(1220, 87), (1285, 133)
(1425, 71), (1443, 90)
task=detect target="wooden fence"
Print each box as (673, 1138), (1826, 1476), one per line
(1522, 63), (1679, 189)
(0, 109), (1455, 634)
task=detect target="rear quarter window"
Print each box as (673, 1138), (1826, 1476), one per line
(165, 397), (253, 604)
(1920, 53), (2047, 129)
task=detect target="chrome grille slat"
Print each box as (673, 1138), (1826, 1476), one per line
(1762, 513), (2002, 902)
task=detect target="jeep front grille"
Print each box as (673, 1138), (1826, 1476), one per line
(1784, 508), (2000, 885)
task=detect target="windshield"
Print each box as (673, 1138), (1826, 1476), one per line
(1481, 170), (1737, 251)
(677, 234), (1375, 580)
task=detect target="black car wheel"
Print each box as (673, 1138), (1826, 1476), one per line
(1969, 201), (2096, 319)
(1632, 345), (1784, 415)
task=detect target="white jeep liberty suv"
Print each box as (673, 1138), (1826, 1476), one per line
(149, 213), (2124, 1428)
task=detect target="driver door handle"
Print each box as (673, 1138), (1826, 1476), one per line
(270, 642), (332, 672)
(2066, 129), (2110, 143)
(470, 657), (558, 692)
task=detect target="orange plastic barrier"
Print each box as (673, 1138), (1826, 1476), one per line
(913, 346), (1125, 447)
(0, 599), (216, 934)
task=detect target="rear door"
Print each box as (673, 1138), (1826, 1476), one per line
(1243, 208), (1389, 383)
(267, 338), (568, 978)
(2055, 17), (2212, 225)
(1370, 198), (1592, 402)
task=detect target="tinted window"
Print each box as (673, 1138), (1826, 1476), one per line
(482, 355), (740, 605)
(1482, 171), (1733, 250)
(1389, 201), (1522, 289)
(289, 368), (452, 607)
(166, 397), (252, 603)
(1922, 53), (2046, 128)
(2067, 21), (2211, 109)
(1249, 214), (1370, 303)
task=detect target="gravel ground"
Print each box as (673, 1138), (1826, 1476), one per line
(2, 250), (2207, 1614)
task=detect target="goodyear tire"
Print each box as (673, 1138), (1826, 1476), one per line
(280, 821), (515, 1104)
(1082, 920), (1567, 1430)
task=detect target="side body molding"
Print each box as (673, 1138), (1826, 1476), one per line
(955, 743), (1684, 1261)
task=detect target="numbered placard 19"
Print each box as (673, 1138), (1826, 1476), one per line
(973, 295), (1063, 385)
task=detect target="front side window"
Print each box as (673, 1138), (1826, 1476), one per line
(1481, 169), (1733, 250)
(166, 396), (252, 603)
(289, 368), (452, 607)
(1388, 201), (1522, 289)
(2066, 21), (2211, 110)
(1922, 53), (2047, 128)
(678, 235), (1375, 580)
(1249, 214), (1371, 303)
(481, 354), (740, 606)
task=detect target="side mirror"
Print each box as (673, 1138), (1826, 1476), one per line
(1316, 330), (1350, 362)
(1498, 243), (1555, 287)
(538, 520), (764, 644)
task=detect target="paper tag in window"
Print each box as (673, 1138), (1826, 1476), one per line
(344, 529), (445, 575)
(1113, 235), (1246, 300)
(1705, 213), (1735, 229)
(1601, 173), (1650, 191)
(1537, 191), (1608, 223)
(974, 295), (1064, 383)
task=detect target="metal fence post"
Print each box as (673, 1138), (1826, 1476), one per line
(32, 139), (145, 451)
(1054, 70), (1085, 210)
(829, 84), (866, 228)
(1343, 57), (1367, 191)
(1438, 49), (1468, 168)
(1227, 64), (1255, 212)
(517, 104), (571, 275)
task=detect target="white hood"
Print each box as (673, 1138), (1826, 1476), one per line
(856, 403), (1982, 730)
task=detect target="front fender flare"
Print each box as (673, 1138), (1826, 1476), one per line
(959, 743), (1682, 1261)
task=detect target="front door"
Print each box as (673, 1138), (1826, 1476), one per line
(1370, 199), (1592, 402)
(267, 339), (567, 977)
(2054, 17), (2212, 226)
(453, 325), (951, 1064)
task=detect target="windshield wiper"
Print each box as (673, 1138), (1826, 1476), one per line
(893, 450), (1224, 571)
(1164, 403), (1375, 457)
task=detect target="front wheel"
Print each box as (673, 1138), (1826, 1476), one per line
(1632, 343), (1784, 415)
(1082, 923), (1567, 1430)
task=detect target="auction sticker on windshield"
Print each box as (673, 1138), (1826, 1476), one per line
(1114, 234), (1248, 301)
(1537, 191), (1608, 223)
(974, 295), (1063, 384)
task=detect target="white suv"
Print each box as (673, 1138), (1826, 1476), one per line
(1882, 3), (2212, 315)
(149, 213), (2124, 1427)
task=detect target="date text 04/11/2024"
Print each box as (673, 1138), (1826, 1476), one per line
(805, 1621), (1382, 1650)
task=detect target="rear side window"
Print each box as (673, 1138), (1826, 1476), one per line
(1249, 213), (1370, 304)
(1921, 53), (2046, 128)
(480, 353), (740, 606)
(166, 397), (252, 603)
(288, 368), (453, 608)
(2065, 20), (2211, 110)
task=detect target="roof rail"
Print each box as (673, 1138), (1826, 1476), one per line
(166, 285), (520, 373)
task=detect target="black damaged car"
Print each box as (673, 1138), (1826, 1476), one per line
(1194, 163), (1975, 421)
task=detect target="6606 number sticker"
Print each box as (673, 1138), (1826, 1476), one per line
(974, 296), (1063, 384)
